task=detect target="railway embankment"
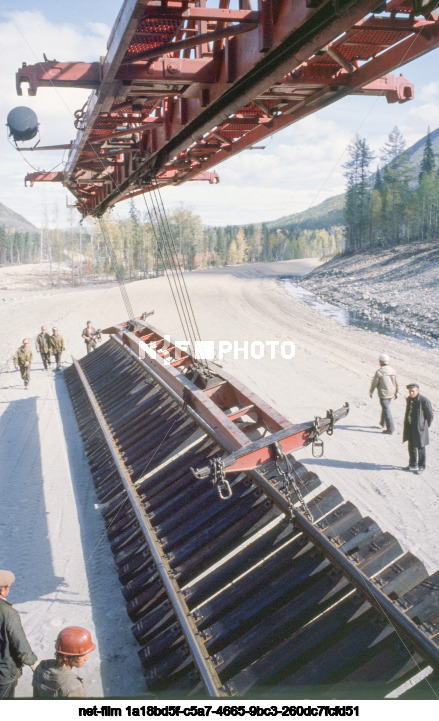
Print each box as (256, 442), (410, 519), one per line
(300, 240), (439, 346)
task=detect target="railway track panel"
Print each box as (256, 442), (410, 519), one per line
(65, 337), (439, 699)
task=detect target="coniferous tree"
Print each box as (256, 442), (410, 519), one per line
(381, 126), (412, 243)
(370, 167), (385, 247)
(343, 135), (374, 251)
(419, 127), (436, 182)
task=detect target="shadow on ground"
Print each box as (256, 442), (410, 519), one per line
(0, 395), (64, 602)
(55, 371), (147, 697)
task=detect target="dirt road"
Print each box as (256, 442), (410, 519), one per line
(1, 257), (438, 697)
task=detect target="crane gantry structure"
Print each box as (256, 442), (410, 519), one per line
(15, 0), (439, 217)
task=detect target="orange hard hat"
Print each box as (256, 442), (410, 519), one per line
(55, 627), (96, 656)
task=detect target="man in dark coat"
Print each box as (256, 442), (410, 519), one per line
(403, 383), (434, 474)
(0, 570), (37, 698)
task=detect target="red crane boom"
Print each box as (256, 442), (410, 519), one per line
(15, 0), (439, 217)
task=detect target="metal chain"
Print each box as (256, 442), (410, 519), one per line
(274, 446), (313, 522)
(211, 457), (232, 500)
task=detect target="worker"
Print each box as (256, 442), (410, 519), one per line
(35, 324), (52, 370)
(0, 570), (38, 699)
(369, 353), (398, 434)
(13, 338), (33, 388)
(403, 383), (434, 474)
(81, 321), (98, 354)
(49, 327), (66, 371)
(32, 626), (96, 698)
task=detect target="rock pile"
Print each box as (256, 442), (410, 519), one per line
(300, 241), (439, 346)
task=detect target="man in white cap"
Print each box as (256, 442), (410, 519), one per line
(369, 353), (399, 434)
(0, 570), (38, 698)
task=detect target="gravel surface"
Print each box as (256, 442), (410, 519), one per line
(300, 241), (439, 346)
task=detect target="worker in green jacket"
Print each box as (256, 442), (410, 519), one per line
(13, 338), (33, 388)
(0, 570), (38, 699)
(49, 327), (66, 371)
(36, 324), (52, 370)
(81, 321), (100, 354)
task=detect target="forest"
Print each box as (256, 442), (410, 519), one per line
(0, 202), (343, 284)
(344, 126), (439, 252)
(0, 126), (437, 282)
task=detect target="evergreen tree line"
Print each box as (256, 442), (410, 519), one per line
(344, 126), (439, 251)
(0, 202), (344, 283)
(2, 125), (436, 278)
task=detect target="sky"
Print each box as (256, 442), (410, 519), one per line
(1, 1), (439, 229)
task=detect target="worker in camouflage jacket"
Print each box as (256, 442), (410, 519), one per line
(35, 324), (52, 370)
(49, 327), (66, 371)
(13, 338), (33, 388)
(0, 570), (38, 699)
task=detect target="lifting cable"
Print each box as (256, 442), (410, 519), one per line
(149, 177), (208, 373)
(141, 176), (210, 373)
(143, 189), (199, 363)
(97, 181), (209, 380)
(98, 216), (136, 323)
(153, 177), (208, 369)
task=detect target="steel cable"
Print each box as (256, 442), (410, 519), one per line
(141, 189), (200, 364)
(141, 181), (209, 372)
(98, 217), (135, 322)
(152, 177), (210, 372)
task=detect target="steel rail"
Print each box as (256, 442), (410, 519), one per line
(72, 357), (227, 697)
(248, 464), (439, 672)
(97, 337), (439, 673)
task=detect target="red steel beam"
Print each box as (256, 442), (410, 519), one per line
(25, 171), (64, 186)
(17, 58), (216, 94)
(14, 1), (439, 215)
(158, 74), (414, 185)
(17, 61), (101, 96)
(120, 21), (259, 64)
(181, 9), (260, 22)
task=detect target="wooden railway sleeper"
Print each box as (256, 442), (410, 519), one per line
(70, 358), (229, 697)
(66, 342), (439, 696)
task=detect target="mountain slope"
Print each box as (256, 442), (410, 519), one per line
(260, 126), (439, 234)
(265, 194), (345, 232)
(0, 202), (36, 231)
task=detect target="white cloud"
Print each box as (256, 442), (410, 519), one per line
(0, 10), (109, 227)
(418, 81), (439, 102)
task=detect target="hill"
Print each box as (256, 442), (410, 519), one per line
(0, 201), (35, 231)
(264, 194), (344, 233)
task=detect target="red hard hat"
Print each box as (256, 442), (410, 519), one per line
(55, 627), (96, 656)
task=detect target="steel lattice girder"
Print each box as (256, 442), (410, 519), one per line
(15, 0), (439, 216)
